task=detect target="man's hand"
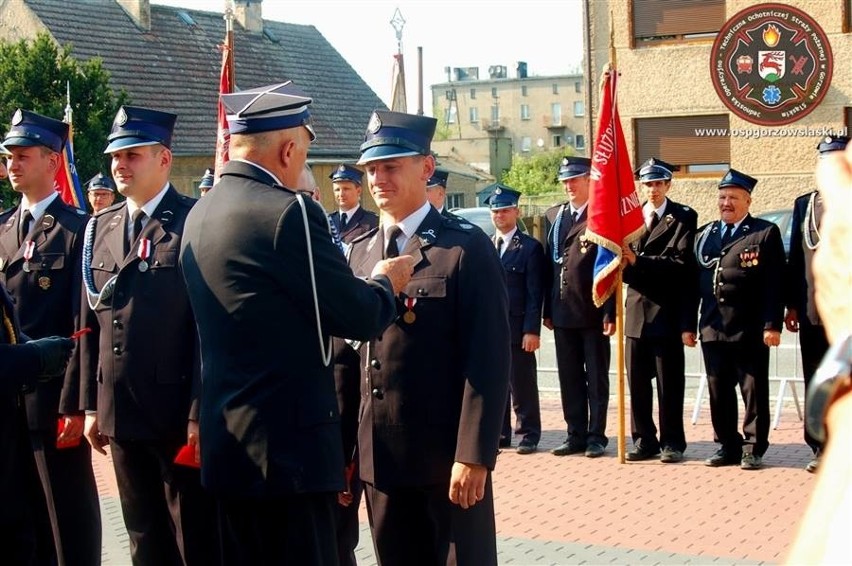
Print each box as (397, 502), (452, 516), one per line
(187, 420), (201, 464)
(682, 332), (697, 348)
(785, 308), (800, 333)
(542, 318), (554, 331)
(84, 413), (109, 455)
(602, 321), (616, 336)
(764, 329), (782, 347)
(371, 255), (415, 295)
(622, 245), (637, 266)
(58, 414), (84, 443)
(448, 462), (487, 509)
(521, 333), (540, 353)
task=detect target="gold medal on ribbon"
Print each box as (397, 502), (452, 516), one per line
(403, 297), (418, 324)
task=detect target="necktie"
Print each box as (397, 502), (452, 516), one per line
(648, 211), (660, 232)
(571, 210), (578, 225)
(130, 210), (146, 250)
(721, 223), (735, 247)
(340, 212), (348, 231)
(18, 209), (32, 246)
(385, 225), (402, 259)
(495, 237), (504, 256)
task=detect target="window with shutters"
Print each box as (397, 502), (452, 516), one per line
(632, 0), (725, 45)
(634, 115), (730, 175)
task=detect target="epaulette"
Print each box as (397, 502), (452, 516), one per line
(175, 193), (197, 207)
(350, 226), (379, 245)
(0, 206), (16, 218)
(95, 201), (124, 217)
(441, 214), (477, 233)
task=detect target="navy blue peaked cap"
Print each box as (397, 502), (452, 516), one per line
(718, 168), (758, 193)
(329, 163), (363, 185)
(4, 109), (69, 153)
(557, 156), (591, 181)
(817, 135), (849, 155)
(427, 169), (449, 188)
(486, 185), (521, 210)
(87, 172), (115, 192)
(105, 106), (177, 153)
(358, 110), (437, 165)
(222, 81), (315, 140)
(635, 157), (678, 182)
(198, 168), (215, 190)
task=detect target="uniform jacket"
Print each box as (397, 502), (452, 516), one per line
(694, 214), (785, 342)
(179, 160), (398, 497)
(330, 206), (378, 244)
(348, 207), (511, 488)
(78, 186), (200, 442)
(0, 198), (88, 430)
(786, 191), (821, 326)
(542, 204), (615, 328)
(495, 230), (546, 344)
(623, 199), (698, 339)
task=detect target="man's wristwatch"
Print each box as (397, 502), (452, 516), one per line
(806, 333), (852, 443)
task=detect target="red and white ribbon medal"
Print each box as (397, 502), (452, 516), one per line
(402, 297), (417, 324)
(22, 240), (35, 273)
(137, 238), (151, 272)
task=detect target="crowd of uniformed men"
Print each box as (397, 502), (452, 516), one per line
(0, 77), (842, 565)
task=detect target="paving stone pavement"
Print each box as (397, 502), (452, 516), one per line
(94, 391), (815, 565)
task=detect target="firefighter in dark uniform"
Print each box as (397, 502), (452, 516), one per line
(785, 134), (849, 473)
(489, 185), (545, 454)
(543, 156), (616, 459)
(346, 110), (510, 565)
(622, 158), (698, 463)
(328, 163), (378, 244)
(0, 276), (75, 565)
(688, 169), (785, 470)
(87, 172), (117, 214)
(197, 168), (214, 197)
(179, 82), (409, 565)
(426, 168), (458, 218)
(0, 109), (101, 566)
(80, 105), (217, 565)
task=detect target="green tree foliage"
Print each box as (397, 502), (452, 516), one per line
(502, 147), (574, 196)
(0, 33), (128, 206)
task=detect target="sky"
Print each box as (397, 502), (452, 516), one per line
(153, 0), (585, 114)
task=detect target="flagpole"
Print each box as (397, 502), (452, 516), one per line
(609, 11), (627, 465)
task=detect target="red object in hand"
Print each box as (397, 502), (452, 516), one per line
(56, 418), (81, 449)
(70, 328), (92, 340)
(174, 445), (200, 468)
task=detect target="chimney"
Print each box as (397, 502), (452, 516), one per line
(117, 0), (150, 31)
(234, 0), (263, 33)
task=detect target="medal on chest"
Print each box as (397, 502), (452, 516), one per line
(22, 240), (35, 273)
(402, 297), (417, 324)
(137, 238), (151, 272)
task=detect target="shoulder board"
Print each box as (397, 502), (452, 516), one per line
(440, 214), (476, 232)
(697, 220), (715, 232)
(176, 194), (197, 207)
(95, 202), (124, 217)
(0, 206), (17, 218)
(350, 226), (379, 245)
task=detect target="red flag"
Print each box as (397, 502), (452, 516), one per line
(214, 36), (233, 181)
(585, 69), (644, 307)
(54, 86), (86, 210)
(390, 52), (407, 113)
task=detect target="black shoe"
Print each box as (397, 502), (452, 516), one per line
(805, 457), (820, 473)
(551, 440), (585, 456)
(740, 452), (763, 470)
(704, 448), (741, 467)
(660, 446), (684, 464)
(516, 441), (537, 455)
(585, 442), (606, 458)
(626, 444), (660, 461)
(498, 437), (511, 448)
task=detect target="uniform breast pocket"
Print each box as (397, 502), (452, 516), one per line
(90, 254), (117, 274)
(33, 252), (64, 272)
(404, 276), (447, 302)
(149, 250), (177, 270)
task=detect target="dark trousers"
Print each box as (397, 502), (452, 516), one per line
(217, 492), (339, 566)
(364, 476), (497, 566)
(501, 344), (542, 445)
(701, 340), (771, 456)
(626, 336), (687, 452)
(32, 430), (101, 566)
(337, 460), (363, 566)
(799, 322), (829, 453)
(554, 327), (611, 446)
(110, 437), (217, 566)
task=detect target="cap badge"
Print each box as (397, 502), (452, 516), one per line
(495, 188), (502, 195)
(338, 164), (346, 172)
(11, 109), (22, 126)
(116, 107), (128, 126)
(367, 112), (382, 134)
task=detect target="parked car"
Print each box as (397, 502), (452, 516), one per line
(755, 208), (793, 257)
(450, 207), (527, 238)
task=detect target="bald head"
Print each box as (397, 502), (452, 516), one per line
(229, 126), (311, 188)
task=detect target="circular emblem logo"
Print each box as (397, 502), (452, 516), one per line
(709, 3), (832, 126)
(11, 109), (23, 126)
(366, 112), (382, 134)
(116, 107), (128, 126)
